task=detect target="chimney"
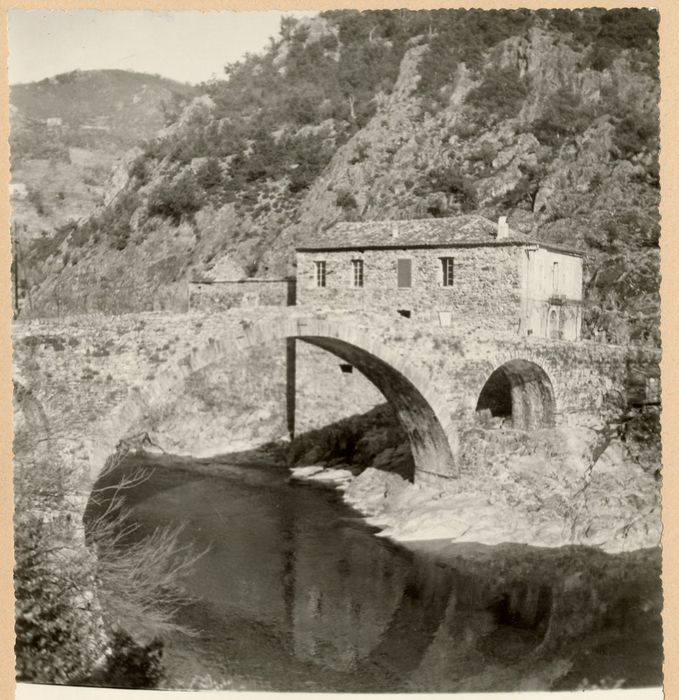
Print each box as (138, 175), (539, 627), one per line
(497, 216), (510, 240)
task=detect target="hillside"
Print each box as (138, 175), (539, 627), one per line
(17, 9), (660, 346)
(9, 70), (196, 250)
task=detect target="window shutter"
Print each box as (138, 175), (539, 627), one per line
(397, 259), (412, 288)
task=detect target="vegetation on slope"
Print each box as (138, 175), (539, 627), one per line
(10, 69), (196, 159)
(9, 69), (197, 259)
(13, 435), (200, 686)
(18, 9), (659, 346)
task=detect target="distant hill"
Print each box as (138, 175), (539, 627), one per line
(15, 11), (660, 347)
(10, 69), (196, 155)
(9, 69), (197, 247)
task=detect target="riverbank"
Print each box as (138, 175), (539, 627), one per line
(126, 400), (661, 554)
(290, 426), (661, 554)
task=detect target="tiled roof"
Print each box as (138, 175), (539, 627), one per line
(295, 215), (583, 256)
(298, 215), (500, 249)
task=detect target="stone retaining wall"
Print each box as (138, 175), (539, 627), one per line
(189, 279), (295, 312)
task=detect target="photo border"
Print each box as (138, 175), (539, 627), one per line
(0, 1), (674, 698)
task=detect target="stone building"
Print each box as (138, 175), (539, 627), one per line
(296, 215), (584, 341)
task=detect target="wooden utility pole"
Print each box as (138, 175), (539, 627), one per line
(11, 224), (19, 318)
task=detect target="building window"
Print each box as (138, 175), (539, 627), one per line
(441, 257), (454, 287)
(351, 259), (364, 288)
(315, 260), (326, 288)
(397, 258), (412, 288)
(552, 262), (559, 293)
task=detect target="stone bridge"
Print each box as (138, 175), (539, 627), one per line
(12, 306), (656, 496)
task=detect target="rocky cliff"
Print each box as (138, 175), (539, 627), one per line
(15, 10), (659, 345)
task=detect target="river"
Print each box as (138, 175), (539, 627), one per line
(91, 453), (663, 692)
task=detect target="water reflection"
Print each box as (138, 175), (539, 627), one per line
(88, 455), (663, 692)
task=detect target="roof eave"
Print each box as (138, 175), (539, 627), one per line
(295, 240), (585, 256)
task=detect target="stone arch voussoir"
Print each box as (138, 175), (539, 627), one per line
(473, 345), (564, 409)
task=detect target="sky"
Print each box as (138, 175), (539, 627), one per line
(8, 9), (317, 86)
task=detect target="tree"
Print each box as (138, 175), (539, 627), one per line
(465, 66), (528, 123)
(147, 170), (205, 224)
(531, 88), (596, 147)
(196, 157), (224, 194)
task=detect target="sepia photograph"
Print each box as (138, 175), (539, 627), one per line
(6, 4), (666, 695)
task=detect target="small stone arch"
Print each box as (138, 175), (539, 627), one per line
(475, 359), (556, 430)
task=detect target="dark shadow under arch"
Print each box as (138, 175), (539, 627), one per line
(476, 359), (555, 430)
(298, 336), (456, 477)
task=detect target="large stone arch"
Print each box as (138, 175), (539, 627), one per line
(88, 315), (458, 484)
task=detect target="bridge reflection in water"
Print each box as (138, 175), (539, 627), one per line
(87, 454), (663, 693)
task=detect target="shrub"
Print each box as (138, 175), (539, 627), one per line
(28, 227), (70, 264)
(612, 111), (658, 161)
(335, 189), (358, 210)
(98, 632), (163, 689)
(128, 156), (150, 185)
(13, 414), (201, 686)
(465, 66), (528, 122)
(195, 157), (224, 194)
(531, 87), (596, 147)
(282, 129), (335, 194)
(284, 87), (323, 125)
(13, 429), (107, 685)
(349, 140), (370, 164)
(419, 163), (478, 212)
(468, 141), (497, 169)
(587, 44), (616, 72)
(500, 161), (547, 209)
(100, 190), (140, 251)
(147, 170), (205, 225)
(70, 221), (94, 248)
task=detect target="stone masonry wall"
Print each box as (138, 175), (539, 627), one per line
(12, 308), (655, 494)
(189, 279), (294, 312)
(296, 246), (523, 334)
(295, 342), (385, 436)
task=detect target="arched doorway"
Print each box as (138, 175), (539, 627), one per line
(475, 359), (555, 430)
(548, 307), (560, 340)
